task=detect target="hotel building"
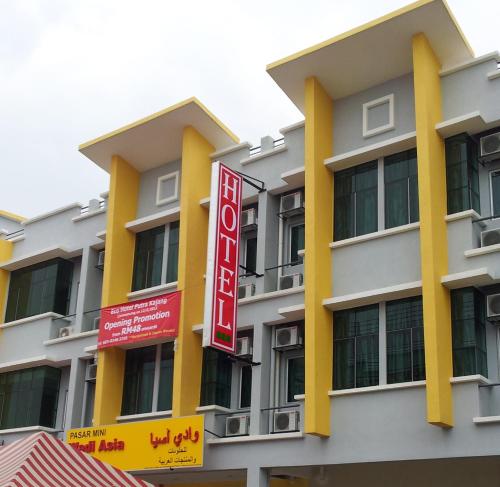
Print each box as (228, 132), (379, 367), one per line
(1, 1), (500, 485)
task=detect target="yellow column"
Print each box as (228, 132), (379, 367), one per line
(93, 155), (140, 426)
(413, 33), (453, 428)
(172, 126), (214, 417)
(0, 240), (13, 323)
(304, 77), (333, 437)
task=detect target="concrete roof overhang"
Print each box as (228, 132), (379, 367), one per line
(266, 0), (474, 112)
(79, 97), (239, 173)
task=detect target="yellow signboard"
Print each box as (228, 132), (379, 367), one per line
(67, 415), (204, 470)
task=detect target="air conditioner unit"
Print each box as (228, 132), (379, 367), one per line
(279, 273), (303, 291)
(85, 362), (98, 382)
(225, 415), (250, 437)
(241, 208), (257, 229)
(236, 337), (253, 358)
(275, 325), (302, 349)
(58, 326), (74, 338)
(92, 317), (100, 330)
(238, 283), (255, 299)
(97, 250), (105, 267)
(273, 410), (299, 433)
(480, 132), (500, 160)
(280, 192), (303, 214)
(487, 294), (500, 321)
(481, 229), (500, 247)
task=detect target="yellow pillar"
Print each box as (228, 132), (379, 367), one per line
(93, 155), (140, 426)
(171, 126), (214, 417)
(413, 33), (453, 428)
(304, 77), (333, 437)
(0, 240), (13, 324)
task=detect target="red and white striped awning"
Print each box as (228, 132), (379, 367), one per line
(0, 431), (153, 487)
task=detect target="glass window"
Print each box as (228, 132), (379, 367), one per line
(385, 149), (419, 229)
(0, 366), (61, 429)
(132, 226), (165, 291)
(290, 224), (305, 264)
(491, 170), (500, 217)
(333, 304), (379, 389)
(200, 348), (232, 408)
(5, 258), (73, 322)
(244, 236), (257, 274)
(121, 342), (174, 415)
(386, 296), (425, 383)
(451, 288), (487, 377)
(239, 366), (252, 409)
(334, 161), (378, 241)
(166, 221), (179, 283)
(445, 133), (480, 215)
(287, 356), (304, 402)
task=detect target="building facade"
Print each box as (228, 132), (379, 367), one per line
(2, 0), (500, 485)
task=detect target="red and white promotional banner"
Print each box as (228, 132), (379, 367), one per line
(98, 291), (181, 349)
(203, 162), (243, 354)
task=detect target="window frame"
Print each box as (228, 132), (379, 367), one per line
(288, 222), (305, 265)
(489, 168), (500, 218)
(238, 365), (252, 410)
(156, 171), (179, 206)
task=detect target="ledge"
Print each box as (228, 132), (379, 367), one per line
(72, 207), (106, 223)
(445, 209), (484, 226)
(0, 425), (58, 435)
(280, 166), (304, 188)
(207, 432), (303, 445)
(293, 394), (305, 401)
(0, 246), (82, 271)
(329, 380), (426, 397)
(199, 196), (210, 208)
(44, 329), (99, 346)
(84, 344), (98, 353)
(324, 132), (416, 172)
(473, 416), (500, 425)
(238, 286), (304, 306)
(125, 207), (180, 233)
(6, 235), (25, 243)
(439, 51), (500, 76)
(487, 70), (500, 81)
(210, 141), (252, 159)
(323, 281), (422, 311)
(297, 249), (305, 257)
(450, 375), (490, 385)
(96, 230), (106, 240)
(0, 312), (64, 329)
(278, 304), (305, 320)
(240, 145), (287, 166)
(436, 111), (491, 138)
(330, 222), (419, 249)
(0, 355), (58, 373)
(279, 120), (304, 135)
(22, 203), (82, 225)
(196, 405), (233, 414)
(192, 324), (204, 334)
(127, 282), (177, 300)
(116, 410), (172, 423)
(465, 244), (500, 258)
(441, 268), (497, 289)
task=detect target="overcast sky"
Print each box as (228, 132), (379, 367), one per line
(1, 0), (499, 218)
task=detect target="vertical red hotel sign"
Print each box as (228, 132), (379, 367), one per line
(203, 162), (242, 354)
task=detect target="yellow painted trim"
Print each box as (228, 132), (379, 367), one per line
(93, 155), (140, 426)
(413, 33), (453, 428)
(171, 126), (214, 417)
(0, 210), (25, 222)
(79, 97), (238, 151)
(304, 77), (333, 437)
(266, 0), (472, 71)
(0, 240), (13, 324)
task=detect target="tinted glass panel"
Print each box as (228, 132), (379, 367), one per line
(157, 342), (175, 411)
(287, 356), (305, 402)
(166, 221), (179, 283)
(240, 366), (252, 409)
(200, 348), (232, 408)
(492, 171), (500, 216)
(132, 226), (165, 291)
(245, 237), (257, 273)
(290, 224), (305, 264)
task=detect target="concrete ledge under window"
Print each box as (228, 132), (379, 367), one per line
(0, 312), (65, 329)
(207, 432), (303, 445)
(324, 131), (416, 172)
(0, 246), (82, 271)
(0, 426), (59, 435)
(238, 286), (304, 306)
(450, 375), (490, 385)
(329, 381), (426, 397)
(441, 268), (497, 289)
(280, 166), (305, 188)
(330, 222), (419, 249)
(116, 411), (172, 423)
(125, 207), (180, 233)
(278, 304), (305, 320)
(0, 355), (59, 373)
(43, 329), (98, 346)
(196, 405), (233, 414)
(465, 244), (500, 258)
(435, 111), (492, 138)
(473, 416), (500, 425)
(127, 282), (178, 300)
(323, 281), (422, 312)
(445, 209), (485, 226)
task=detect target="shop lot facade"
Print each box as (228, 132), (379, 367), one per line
(1, 1), (500, 485)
